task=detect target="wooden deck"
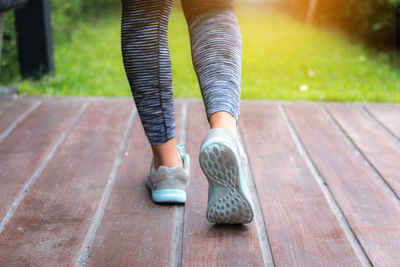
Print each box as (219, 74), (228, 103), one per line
(0, 95), (399, 266)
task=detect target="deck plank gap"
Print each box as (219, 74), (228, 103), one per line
(75, 107), (137, 267)
(362, 105), (400, 146)
(171, 102), (188, 267)
(322, 105), (400, 209)
(0, 99), (42, 144)
(0, 100), (90, 234)
(279, 104), (372, 267)
(238, 126), (276, 267)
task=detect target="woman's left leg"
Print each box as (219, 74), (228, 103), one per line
(121, 0), (183, 169)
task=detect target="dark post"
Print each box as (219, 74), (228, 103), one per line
(397, 3), (400, 68)
(0, 12), (4, 63)
(14, 0), (54, 78)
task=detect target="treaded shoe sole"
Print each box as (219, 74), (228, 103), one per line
(145, 178), (186, 204)
(199, 140), (254, 224)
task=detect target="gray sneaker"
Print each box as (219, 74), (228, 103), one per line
(199, 128), (254, 224)
(146, 145), (190, 203)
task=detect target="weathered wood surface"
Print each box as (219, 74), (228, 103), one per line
(326, 104), (400, 197)
(366, 104), (400, 139)
(285, 104), (400, 266)
(0, 98), (131, 266)
(89, 102), (183, 267)
(182, 101), (264, 267)
(0, 96), (399, 266)
(0, 98), (87, 222)
(240, 102), (360, 266)
(0, 97), (39, 134)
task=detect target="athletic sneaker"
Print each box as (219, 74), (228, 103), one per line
(146, 144), (190, 203)
(199, 128), (254, 224)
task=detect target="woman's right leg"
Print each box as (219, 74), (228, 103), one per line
(121, 0), (182, 169)
(181, 0), (254, 224)
(181, 0), (242, 135)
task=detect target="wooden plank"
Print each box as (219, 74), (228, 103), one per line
(285, 104), (400, 265)
(89, 102), (183, 266)
(239, 102), (361, 266)
(0, 97), (40, 135)
(365, 104), (400, 139)
(0, 99), (131, 266)
(181, 100), (264, 266)
(327, 104), (400, 197)
(0, 98), (86, 222)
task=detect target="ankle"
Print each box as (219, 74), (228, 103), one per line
(152, 138), (183, 170)
(209, 111), (239, 139)
(154, 149), (183, 170)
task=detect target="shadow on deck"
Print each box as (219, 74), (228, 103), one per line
(0, 96), (399, 266)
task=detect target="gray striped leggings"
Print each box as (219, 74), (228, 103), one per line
(121, 0), (242, 145)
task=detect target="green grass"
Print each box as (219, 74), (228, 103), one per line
(14, 7), (400, 102)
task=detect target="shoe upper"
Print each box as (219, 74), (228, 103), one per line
(200, 128), (248, 161)
(199, 127), (250, 188)
(147, 145), (190, 191)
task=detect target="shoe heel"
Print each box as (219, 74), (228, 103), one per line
(199, 140), (253, 224)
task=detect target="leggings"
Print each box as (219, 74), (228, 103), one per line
(121, 0), (242, 145)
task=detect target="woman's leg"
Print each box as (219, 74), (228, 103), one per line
(182, 0), (254, 224)
(181, 0), (242, 137)
(121, 0), (182, 169)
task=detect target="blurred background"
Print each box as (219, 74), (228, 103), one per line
(0, 0), (399, 101)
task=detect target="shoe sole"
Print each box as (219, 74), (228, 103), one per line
(199, 139), (254, 224)
(145, 178), (186, 203)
